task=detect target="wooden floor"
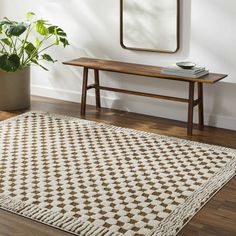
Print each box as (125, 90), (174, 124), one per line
(0, 96), (235, 236)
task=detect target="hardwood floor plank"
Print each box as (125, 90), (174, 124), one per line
(0, 209), (72, 236)
(0, 95), (235, 236)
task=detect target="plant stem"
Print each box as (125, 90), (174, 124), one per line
(9, 37), (17, 54)
(0, 41), (7, 53)
(22, 34), (54, 66)
(19, 23), (32, 61)
(13, 37), (18, 53)
(23, 42), (56, 66)
(38, 42), (55, 54)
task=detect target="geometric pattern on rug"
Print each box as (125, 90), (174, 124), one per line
(0, 112), (235, 236)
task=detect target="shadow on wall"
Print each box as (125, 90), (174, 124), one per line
(0, 2), (5, 16)
(39, 0), (117, 91)
(207, 82), (236, 128)
(106, 78), (236, 130)
(177, 0), (192, 59)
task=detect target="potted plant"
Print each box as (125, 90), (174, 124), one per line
(0, 12), (69, 110)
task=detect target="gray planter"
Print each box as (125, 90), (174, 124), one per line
(0, 67), (30, 111)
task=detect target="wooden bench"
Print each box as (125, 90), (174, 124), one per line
(63, 58), (227, 135)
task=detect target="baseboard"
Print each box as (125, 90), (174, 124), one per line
(32, 85), (81, 103)
(31, 84), (116, 107)
(31, 85), (236, 131)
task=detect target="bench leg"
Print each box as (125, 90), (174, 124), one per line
(81, 67), (88, 117)
(198, 82), (204, 130)
(187, 82), (195, 135)
(94, 69), (101, 109)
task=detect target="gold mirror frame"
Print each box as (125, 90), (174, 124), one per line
(120, 0), (180, 53)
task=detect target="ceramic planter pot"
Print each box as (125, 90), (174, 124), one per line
(0, 67), (30, 111)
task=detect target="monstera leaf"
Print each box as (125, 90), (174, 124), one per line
(0, 54), (20, 72)
(0, 38), (12, 48)
(42, 54), (56, 62)
(36, 20), (49, 36)
(5, 23), (28, 37)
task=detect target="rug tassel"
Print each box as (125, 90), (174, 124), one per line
(17, 200), (119, 236)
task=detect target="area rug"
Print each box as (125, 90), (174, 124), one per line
(0, 112), (235, 236)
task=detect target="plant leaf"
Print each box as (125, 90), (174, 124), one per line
(48, 26), (59, 45)
(0, 54), (20, 72)
(0, 54), (9, 71)
(25, 42), (36, 52)
(27, 12), (35, 21)
(38, 63), (49, 71)
(54, 27), (59, 45)
(36, 20), (49, 36)
(48, 26), (57, 34)
(8, 54), (20, 71)
(56, 28), (67, 37)
(3, 17), (17, 24)
(36, 38), (41, 48)
(48, 26), (67, 37)
(42, 54), (56, 63)
(31, 58), (49, 71)
(25, 42), (37, 58)
(0, 38), (12, 47)
(5, 23), (28, 37)
(59, 37), (69, 47)
(0, 22), (9, 34)
(0, 20), (12, 26)
(0, 21), (12, 35)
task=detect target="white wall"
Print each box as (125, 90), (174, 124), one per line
(1, 0), (236, 130)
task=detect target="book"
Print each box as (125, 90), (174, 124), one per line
(161, 70), (209, 78)
(161, 65), (206, 75)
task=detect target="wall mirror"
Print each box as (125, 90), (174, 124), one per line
(120, 0), (180, 53)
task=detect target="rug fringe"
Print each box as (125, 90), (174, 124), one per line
(0, 194), (120, 236)
(0, 195), (26, 211)
(149, 157), (236, 236)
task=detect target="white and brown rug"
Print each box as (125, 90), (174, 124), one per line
(0, 111), (235, 236)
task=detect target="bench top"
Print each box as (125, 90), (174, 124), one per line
(63, 57), (228, 84)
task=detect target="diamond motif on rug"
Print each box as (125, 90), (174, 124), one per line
(0, 112), (235, 236)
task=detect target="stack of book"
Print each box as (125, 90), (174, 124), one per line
(161, 65), (209, 78)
